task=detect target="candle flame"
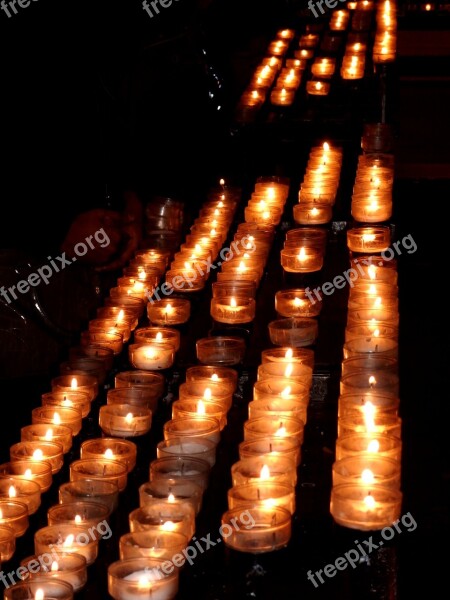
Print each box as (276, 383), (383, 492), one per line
(162, 520), (176, 531)
(311, 207), (319, 216)
(53, 412), (61, 426)
(32, 449), (44, 460)
(164, 303), (174, 315)
(263, 211), (270, 220)
(74, 515), (82, 524)
(281, 386), (291, 399)
(285, 348), (293, 360)
(70, 377), (78, 389)
(204, 388), (212, 401)
(138, 270), (146, 282)
(51, 561), (59, 571)
(35, 591), (44, 600)
(230, 297), (237, 308)
(238, 261), (246, 273)
(63, 534), (75, 548)
(168, 493), (175, 503)
(298, 247), (306, 261)
(133, 281), (144, 292)
(219, 178), (225, 186)
(373, 328), (380, 337)
(367, 439), (380, 453)
(369, 375), (376, 386)
(260, 464), (271, 480)
(364, 493), (376, 510)
(138, 575), (151, 589)
(24, 468), (33, 479)
(211, 373), (219, 382)
(284, 363), (293, 378)
(316, 82), (322, 90)
(197, 400), (206, 416)
(362, 233), (376, 243)
(145, 348), (156, 360)
(368, 284), (377, 295)
(44, 428), (53, 441)
(8, 485), (16, 498)
(125, 412), (134, 424)
(363, 402), (376, 432)
(293, 297), (304, 308)
(374, 297), (382, 308)
(104, 449), (114, 459)
(262, 498), (277, 508)
(323, 142), (330, 151)
(275, 423), (287, 437)
(361, 469), (375, 484)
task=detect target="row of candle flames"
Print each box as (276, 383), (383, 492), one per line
(0, 149), (400, 598)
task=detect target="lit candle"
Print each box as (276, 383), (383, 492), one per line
(330, 484), (402, 530)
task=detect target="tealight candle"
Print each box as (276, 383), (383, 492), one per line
(35, 524), (99, 565)
(338, 414), (402, 439)
(256, 362), (312, 391)
(253, 377), (310, 405)
(332, 455), (401, 490)
(80, 329), (124, 356)
(196, 336), (246, 366)
(119, 531), (188, 561)
(311, 58), (336, 78)
(0, 460), (52, 493)
(212, 280), (257, 300)
(343, 336), (398, 359)
(350, 257), (398, 284)
(221, 506), (291, 554)
(88, 317), (132, 344)
(210, 296), (256, 324)
(20, 552), (87, 592)
(147, 299), (191, 326)
(0, 478), (41, 515)
(347, 226), (391, 253)
(129, 342), (175, 371)
(340, 371), (399, 397)
(281, 246), (324, 273)
(346, 307), (400, 328)
(59, 479), (119, 514)
(293, 202), (333, 225)
(47, 501), (110, 529)
(243, 416), (304, 446)
(97, 306), (139, 331)
(341, 355), (398, 377)
(228, 481), (295, 515)
(149, 457), (211, 492)
(108, 557), (179, 600)
(105, 293), (146, 319)
(239, 438), (301, 467)
(69, 344), (115, 371)
(248, 399), (307, 427)
(231, 455), (297, 487)
(178, 381), (232, 413)
(0, 500), (29, 536)
(275, 289), (322, 318)
(260, 347), (315, 369)
(270, 87), (295, 106)
(294, 48), (314, 60)
(10, 441), (64, 474)
(114, 370), (165, 412)
(335, 433), (402, 462)
(129, 501), (195, 541)
(285, 227), (328, 251)
(345, 323), (398, 342)
(41, 390), (91, 420)
(0, 524), (15, 562)
(164, 417), (221, 446)
(99, 405), (152, 438)
(267, 40), (289, 56)
(185, 365), (238, 393)
(70, 458), (128, 492)
(134, 327), (181, 352)
(330, 484), (402, 530)
(59, 357), (107, 387)
(51, 374), (98, 402)
(4, 578), (74, 600)
(21, 423), (72, 455)
(80, 438), (137, 473)
(31, 406), (83, 437)
(157, 437), (217, 468)
(172, 399), (226, 431)
(306, 80), (330, 96)
(268, 317), (319, 347)
(139, 479), (204, 516)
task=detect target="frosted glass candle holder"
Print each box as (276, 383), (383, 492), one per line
(59, 479), (119, 514)
(0, 500), (29, 536)
(129, 501), (195, 541)
(239, 438), (301, 467)
(185, 365), (238, 393)
(157, 437), (217, 468)
(332, 455), (401, 490)
(260, 347), (315, 369)
(347, 227), (391, 253)
(268, 318), (319, 347)
(0, 459), (52, 493)
(42, 390), (91, 420)
(20, 552), (87, 592)
(99, 404), (152, 438)
(10, 441), (64, 474)
(47, 501), (110, 529)
(149, 457), (211, 492)
(0, 478), (41, 515)
(108, 557), (179, 600)
(129, 342), (175, 371)
(0, 524), (15, 562)
(243, 416), (304, 446)
(70, 458), (128, 492)
(139, 478), (203, 516)
(34, 524), (99, 566)
(231, 455), (297, 487)
(4, 579), (73, 600)
(196, 336), (246, 366)
(51, 374), (98, 402)
(119, 530), (188, 561)
(228, 482), (295, 515)
(147, 298), (191, 326)
(335, 433), (402, 462)
(31, 406), (82, 437)
(134, 327), (180, 352)
(80, 438), (137, 473)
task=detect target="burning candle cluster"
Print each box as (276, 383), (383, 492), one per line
(330, 177), (402, 530)
(373, 0), (397, 64)
(294, 140), (343, 224)
(351, 151), (394, 223)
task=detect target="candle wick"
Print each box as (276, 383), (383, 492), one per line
(269, 443), (272, 453)
(257, 488), (260, 500)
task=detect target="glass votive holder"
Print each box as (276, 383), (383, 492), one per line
(10, 441), (64, 474)
(147, 298), (191, 326)
(129, 342), (175, 371)
(253, 377), (310, 405)
(97, 306), (139, 330)
(306, 80), (330, 96)
(211, 296), (256, 324)
(178, 381), (232, 413)
(347, 307), (399, 328)
(171, 399), (226, 431)
(156, 437), (217, 468)
(231, 455), (297, 488)
(59, 479), (119, 514)
(343, 336), (398, 359)
(196, 336), (246, 366)
(268, 317), (319, 347)
(0, 524), (15, 562)
(260, 347), (315, 369)
(150, 457), (211, 492)
(349, 280), (398, 298)
(295, 48), (314, 60)
(107, 388), (160, 414)
(70, 458), (128, 492)
(105, 293), (146, 319)
(51, 373), (98, 402)
(243, 416), (304, 446)
(221, 506), (291, 554)
(281, 246), (324, 273)
(80, 438), (137, 473)
(338, 414), (402, 439)
(0, 460), (52, 494)
(338, 392), (400, 419)
(311, 57), (336, 78)
(134, 327), (181, 352)
(42, 390), (91, 420)
(335, 433), (402, 462)
(257, 362), (312, 389)
(80, 329), (124, 356)
(139, 478), (204, 516)
(34, 524), (99, 566)
(129, 501), (195, 541)
(228, 481), (295, 515)
(293, 202), (333, 225)
(244, 205), (282, 226)
(347, 226), (391, 253)
(340, 371), (399, 397)
(212, 280), (257, 300)
(351, 198), (392, 223)
(0, 478), (41, 515)
(119, 530), (188, 561)
(99, 404), (152, 438)
(59, 358), (107, 387)
(285, 227), (328, 250)
(345, 323), (398, 342)
(21, 423), (72, 455)
(216, 267), (261, 286)
(285, 57), (308, 70)
(347, 293), (398, 312)
(4, 578), (74, 600)
(298, 184), (337, 205)
(332, 455), (401, 490)
(31, 406), (83, 437)
(20, 552), (87, 592)
(108, 557), (179, 600)
(88, 318), (132, 344)
(239, 438), (301, 467)
(47, 501), (110, 529)
(0, 500), (29, 536)
(350, 257), (398, 284)
(114, 370), (165, 412)
(165, 266), (206, 293)
(341, 355), (398, 377)
(248, 399), (307, 427)
(270, 86), (296, 106)
(185, 365), (238, 393)
(69, 344), (115, 372)
(330, 484), (402, 531)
